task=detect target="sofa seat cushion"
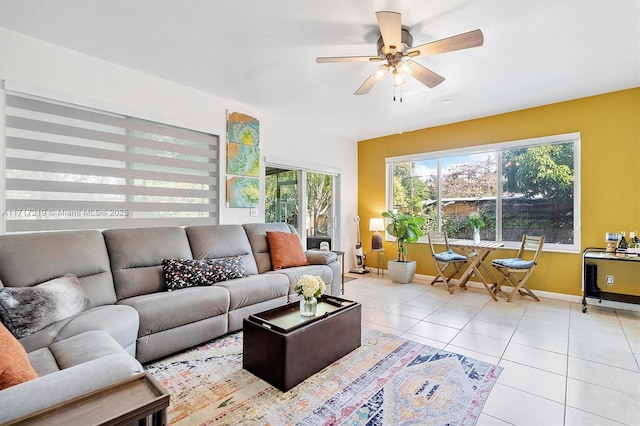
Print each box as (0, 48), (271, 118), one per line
(267, 265), (334, 296)
(118, 286), (230, 339)
(18, 305), (140, 357)
(216, 274), (289, 310)
(0, 274), (91, 339)
(27, 330), (135, 376)
(0, 323), (38, 390)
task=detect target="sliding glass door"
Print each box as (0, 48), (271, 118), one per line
(265, 166), (338, 250)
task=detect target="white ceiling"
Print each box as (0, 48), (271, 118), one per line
(0, 0), (638, 141)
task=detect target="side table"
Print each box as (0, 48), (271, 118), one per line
(370, 248), (384, 276)
(7, 372), (170, 426)
(331, 250), (345, 294)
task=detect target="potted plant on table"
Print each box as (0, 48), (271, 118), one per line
(381, 210), (425, 283)
(468, 211), (485, 243)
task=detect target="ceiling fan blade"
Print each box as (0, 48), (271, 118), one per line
(408, 60), (445, 88)
(376, 11), (401, 52)
(316, 56), (380, 63)
(354, 75), (379, 95)
(408, 29), (484, 57)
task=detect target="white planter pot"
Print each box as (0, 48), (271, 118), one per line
(387, 260), (417, 284)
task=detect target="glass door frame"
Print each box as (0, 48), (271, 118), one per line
(265, 161), (340, 250)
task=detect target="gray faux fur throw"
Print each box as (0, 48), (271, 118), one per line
(0, 274), (91, 339)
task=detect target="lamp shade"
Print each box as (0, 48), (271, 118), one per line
(369, 218), (384, 249)
(369, 218), (385, 232)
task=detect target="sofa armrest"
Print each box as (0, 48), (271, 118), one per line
(0, 354), (143, 423)
(305, 250), (337, 265)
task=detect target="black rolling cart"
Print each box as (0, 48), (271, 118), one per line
(582, 247), (640, 313)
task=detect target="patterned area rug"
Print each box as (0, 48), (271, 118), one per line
(145, 328), (502, 425)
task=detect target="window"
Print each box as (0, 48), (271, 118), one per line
(386, 133), (579, 252)
(2, 90), (218, 232)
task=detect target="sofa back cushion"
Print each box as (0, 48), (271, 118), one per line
(103, 227), (193, 300)
(0, 230), (116, 307)
(0, 274), (91, 339)
(243, 222), (303, 274)
(185, 225), (259, 275)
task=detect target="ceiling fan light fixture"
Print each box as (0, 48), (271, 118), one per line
(373, 64), (389, 82)
(396, 60), (412, 77)
(392, 69), (406, 87)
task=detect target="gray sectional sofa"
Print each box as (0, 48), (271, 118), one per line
(0, 222), (340, 423)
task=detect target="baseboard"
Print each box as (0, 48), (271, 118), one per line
(406, 272), (640, 312)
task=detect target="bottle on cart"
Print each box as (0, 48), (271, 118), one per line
(628, 231), (638, 255)
(616, 231), (627, 257)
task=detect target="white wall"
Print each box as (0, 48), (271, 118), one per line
(0, 27), (359, 263)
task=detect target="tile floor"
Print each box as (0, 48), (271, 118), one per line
(342, 274), (640, 426)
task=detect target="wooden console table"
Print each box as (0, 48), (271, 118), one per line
(7, 372), (169, 426)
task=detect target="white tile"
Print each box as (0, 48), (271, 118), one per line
(449, 330), (509, 358)
(389, 303), (434, 320)
(360, 306), (386, 323)
(423, 311), (471, 329)
(569, 340), (639, 371)
(511, 328), (569, 354)
(444, 344), (500, 365)
(568, 356), (640, 396)
(503, 342), (568, 375)
(564, 406), (625, 425)
(566, 378), (640, 425)
(404, 320), (460, 344)
(369, 311), (421, 332)
(497, 360), (566, 402)
(364, 322), (403, 336)
(482, 383), (565, 425)
(475, 413), (512, 425)
(400, 332), (447, 349)
(463, 318), (517, 341)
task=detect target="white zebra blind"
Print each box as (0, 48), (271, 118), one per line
(3, 91), (218, 232)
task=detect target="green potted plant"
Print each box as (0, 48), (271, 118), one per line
(381, 210), (425, 283)
(468, 211), (485, 243)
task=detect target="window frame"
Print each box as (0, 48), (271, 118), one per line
(385, 132), (581, 253)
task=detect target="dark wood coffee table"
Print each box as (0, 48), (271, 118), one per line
(243, 295), (361, 391)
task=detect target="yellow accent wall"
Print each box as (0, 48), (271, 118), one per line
(358, 88), (640, 297)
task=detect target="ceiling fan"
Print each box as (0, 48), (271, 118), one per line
(316, 11), (484, 97)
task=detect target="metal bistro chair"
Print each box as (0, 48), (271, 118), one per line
(491, 235), (544, 302)
(428, 231), (468, 293)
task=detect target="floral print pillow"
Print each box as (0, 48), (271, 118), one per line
(162, 257), (246, 291)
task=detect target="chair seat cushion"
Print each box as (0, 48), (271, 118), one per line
(434, 249), (467, 262)
(492, 257), (535, 269)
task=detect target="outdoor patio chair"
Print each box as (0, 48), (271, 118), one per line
(427, 231), (468, 292)
(491, 235), (544, 302)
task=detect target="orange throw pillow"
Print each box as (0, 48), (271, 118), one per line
(266, 231), (310, 270)
(0, 322), (38, 390)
